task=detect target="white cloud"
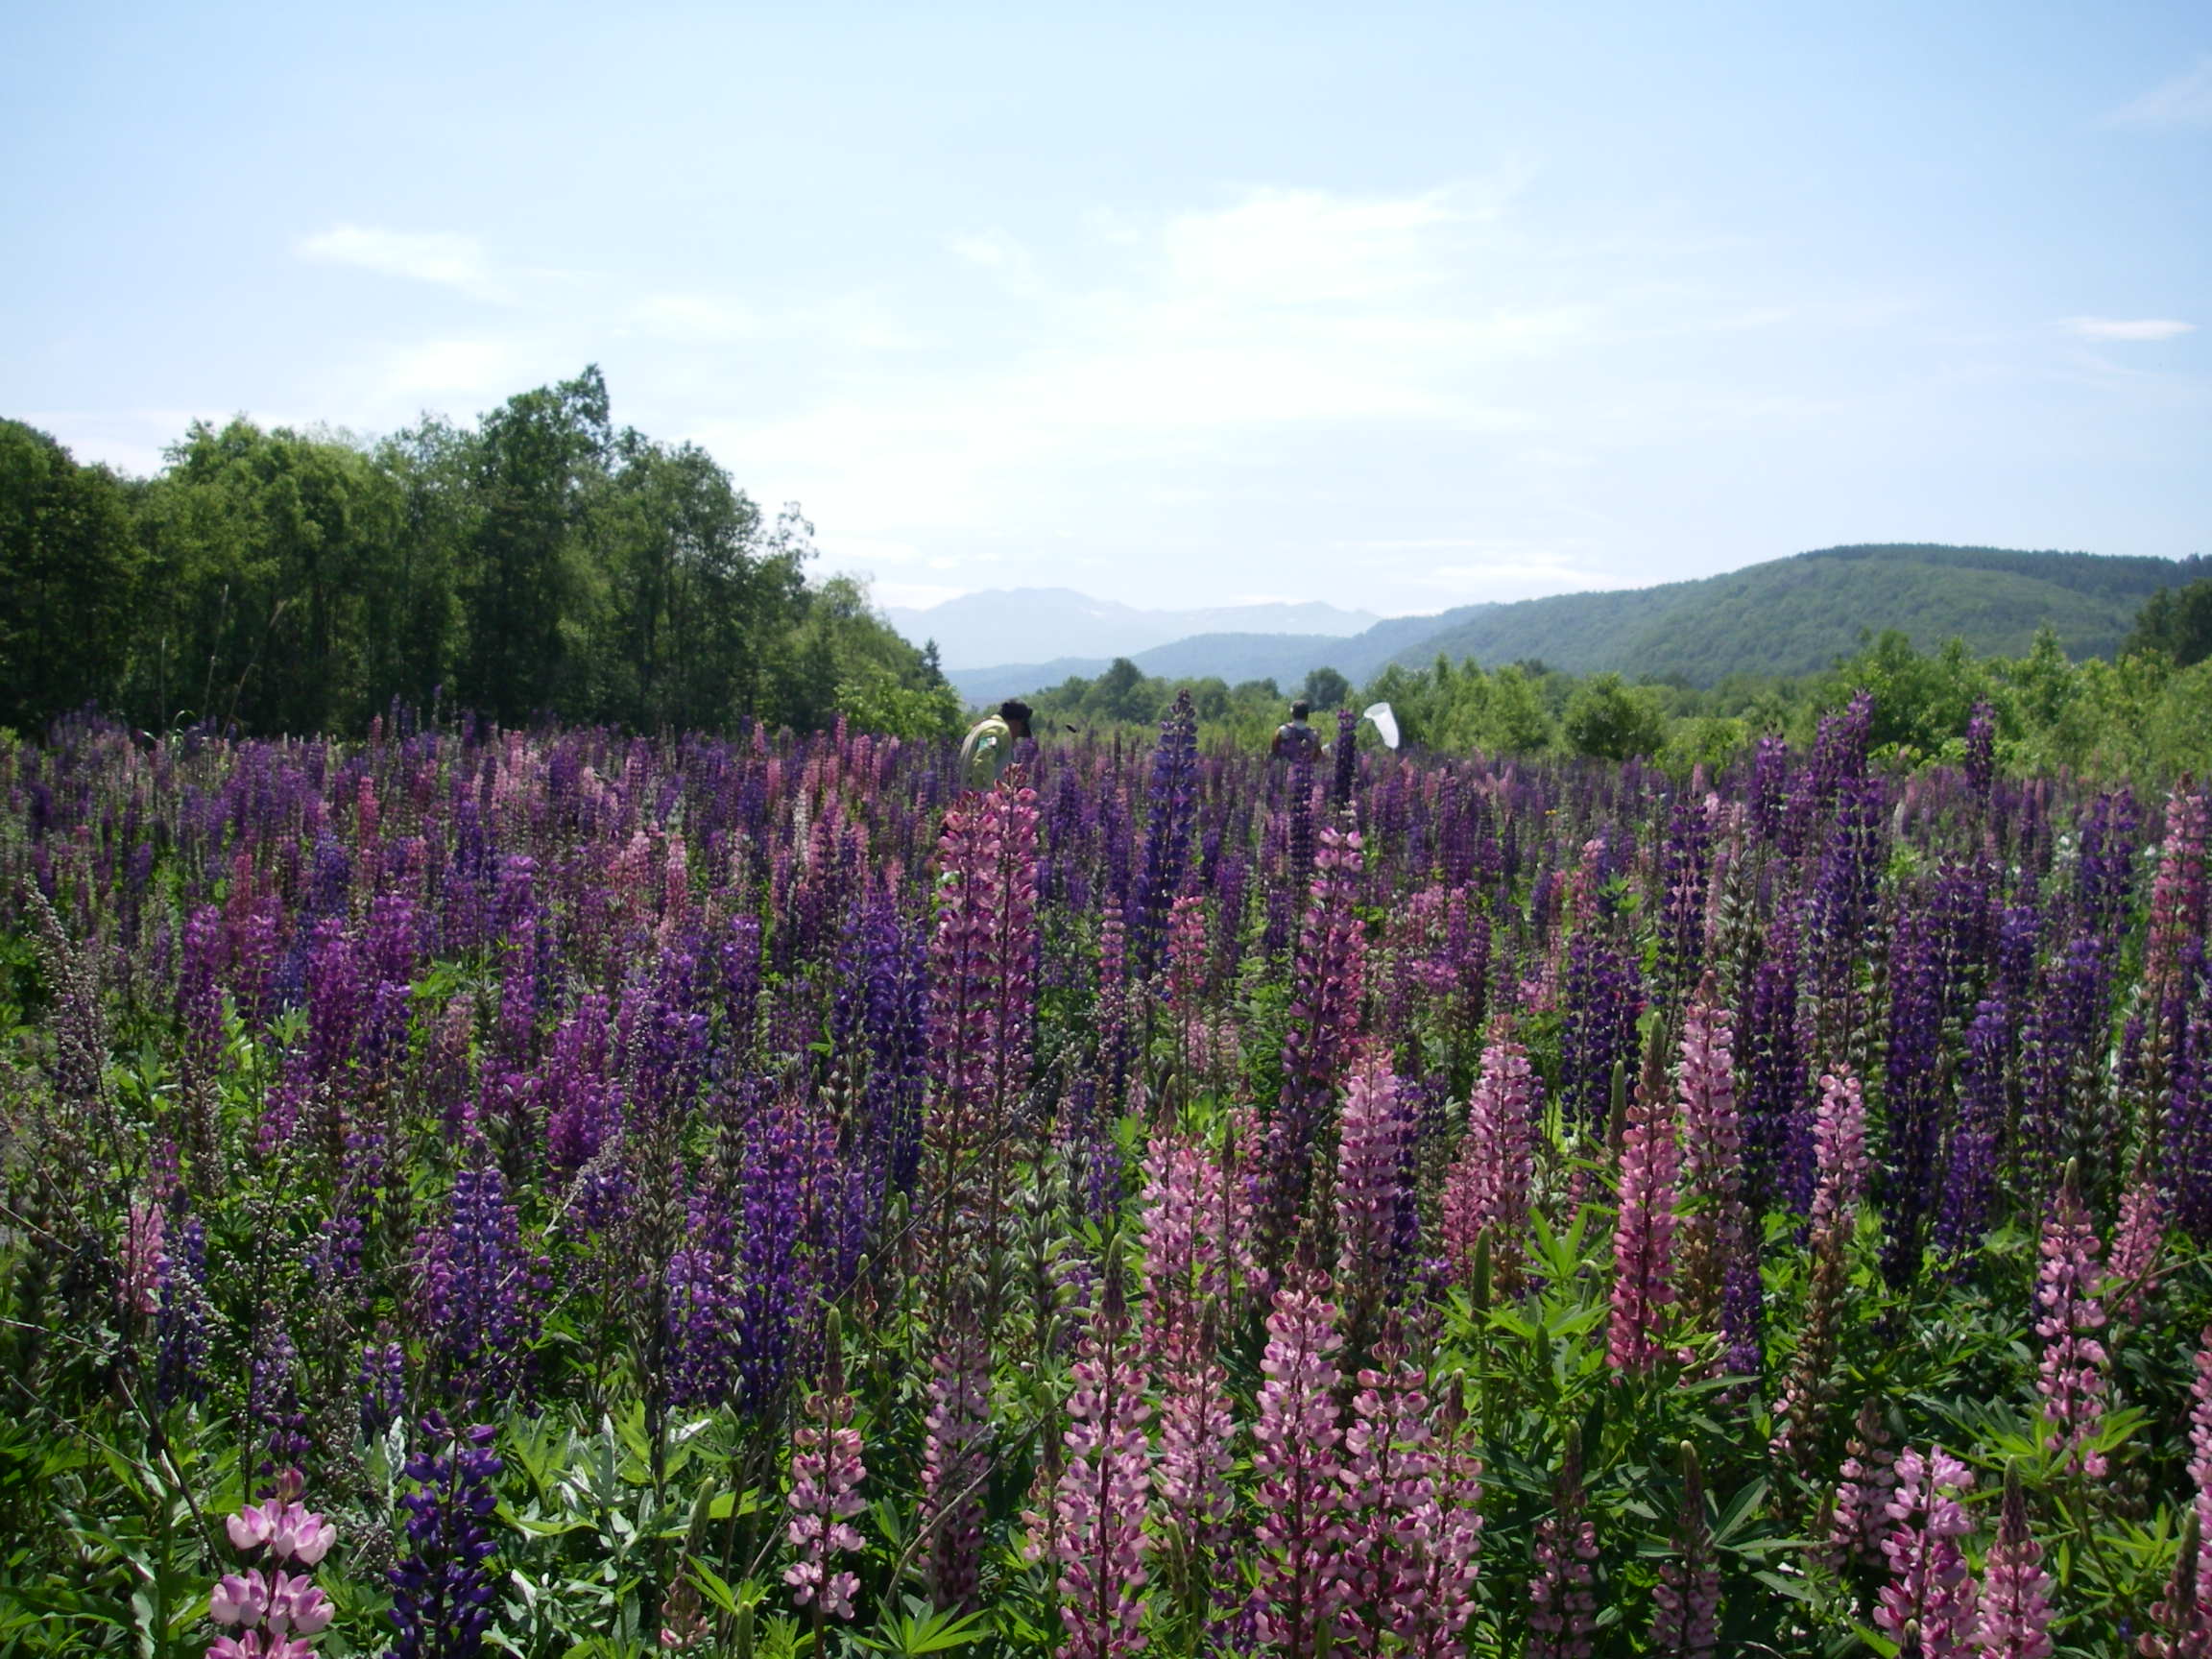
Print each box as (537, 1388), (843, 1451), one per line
(870, 582), (971, 611)
(377, 339), (523, 400)
(629, 293), (760, 342)
(296, 225), (509, 301)
(2063, 317), (2198, 342)
(2105, 57), (2212, 128)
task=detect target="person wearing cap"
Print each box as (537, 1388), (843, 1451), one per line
(960, 699), (1033, 789)
(1270, 699), (1323, 763)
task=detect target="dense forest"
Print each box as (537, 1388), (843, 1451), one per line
(0, 368), (961, 741)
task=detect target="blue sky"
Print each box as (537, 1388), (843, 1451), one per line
(5, 2), (2206, 617)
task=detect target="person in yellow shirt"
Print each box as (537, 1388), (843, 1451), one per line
(959, 699), (1033, 789)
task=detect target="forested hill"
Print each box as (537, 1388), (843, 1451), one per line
(1390, 544), (2205, 685)
(0, 369), (961, 740)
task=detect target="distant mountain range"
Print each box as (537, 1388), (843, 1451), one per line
(883, 589), (1379, 671)
(914, 545), (2206, 705)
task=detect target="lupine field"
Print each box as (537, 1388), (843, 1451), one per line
(5, 693), (2212, 1659)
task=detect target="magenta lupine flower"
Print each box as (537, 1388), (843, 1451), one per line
(1651, 1443), (1719, 1659)
(2147, 786), (2209, 996)
(1609, 1062), (1682, 1376)
(1976, 1467), (2056, 1659)
(785, 1323), (867, 1623)
(1873, 1445), (1978, 1659)
(1441, 1030), (1538, 1289)
(1827, 1398), (1899, 1574)
(926, 778), (1042, 1153)
(1527, 1431), (1599, 1659)
(1053, 1274), (1152, 1659)
(1249, 1262), (1351, 1657)
(1409, 1386), (1484, 1659)
(1166, 891), (1212, 1070)
(2034, 1175), (2111, 1479)
(1139, 1134), (1245, 1368)
(2110, 1179), (2166, 1325)
(921, 1327), (992, 1612)
(1809, 1069), (1869, 1241)
(1338, 1338), (1437, 1647)
(1334, 1051), (1415, 1326)
(1152, 1340), (1236, 1598)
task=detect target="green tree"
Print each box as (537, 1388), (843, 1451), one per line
(1300, 664), (1352, 711)
(460, 367), (612, 722)
(2128, 579), (2212, 669)
(1564, 672), (1665, 760)
(0, 421), (143, 731)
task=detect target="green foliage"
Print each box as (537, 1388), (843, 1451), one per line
(0, 421), (146, 732)
(1563, 672), (1667, 761)
(0, 375), (942, 738)
(2128, 576), (2212, 669)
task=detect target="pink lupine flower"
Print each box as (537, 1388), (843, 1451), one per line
(2034, 1174), (2111, 1479)
(121, 1200), (165, 1317)
(1053, 1272), (1152, 1659)
(785, 1319), (867, 1623)
(1249, 1261), (1351, 1657)
(1873, 1445), (1978, 1659)
(1609, 1062), (1681, 1376)
(1139, 1134), (1246, 1368)
(2110, 1179), (2166, 1325)
(1152, 1338), (1236, 1599)
(1334, 1051), (1414, 1329)
(921, 1326), (992, 1612)
(1977, 1467), (2055, 1659)
(210, 1476), (334, 1658)
(1338, 1334), (1438, 1647)
(1527, 1429), (1599, 1659)
(1809, 1070), (1869, 1241)
(1410, 1383), (1484, 1659)
(2146, 785), (2209, 996)
(1441, 1029), (1538, 1290)
(1827, 1398), (1899, 1574)
(1675, 982), (1744, 1320)
(1651, 1443), (1719, 1659)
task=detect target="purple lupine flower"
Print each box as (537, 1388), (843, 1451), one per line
(1332, 708), (1358, 809)
(386, 1418), (504, 1659)
(1976, 1466), (2056, 1659)
(2074, 787), (2141, 941)
(360, 1341), (407, 1441)
(1527, 1429), (1599, 1659)
(413, 1163), (541, 1411)
(926, 777), (1042, 1160)
(1964, 701), (1996, 795)
(1873, 1445), (1978, 1659)
(1935, 998), (2008, 1262)
(1334, 1051), (1417, 1328)
(921, 1325), (992, 1612)
(2034, 1172), (2111, 1480)
(785, 1313), (867, 1623)
(1609, 1058), (1681, 1376)
(2017, 932), (2110, 1199)
(1249, 1261), (1350, 1657)
(1441, 1028), (1539, 1291)
(1559, 929), (1644, 1141)
(154, 1212), (211, 1407)
(1880, 907), (1944, 1287)
(663, 1184), (742, 1409)
(1051, 1269), (1151, 1659)
(1262, 825), (1368, 1268)
(1652, 1443), (1719, 1658)
(1743, 912), (1812, 1213)
(1130, 689), (1199, 981)
(249, 1316), (314, 1475)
